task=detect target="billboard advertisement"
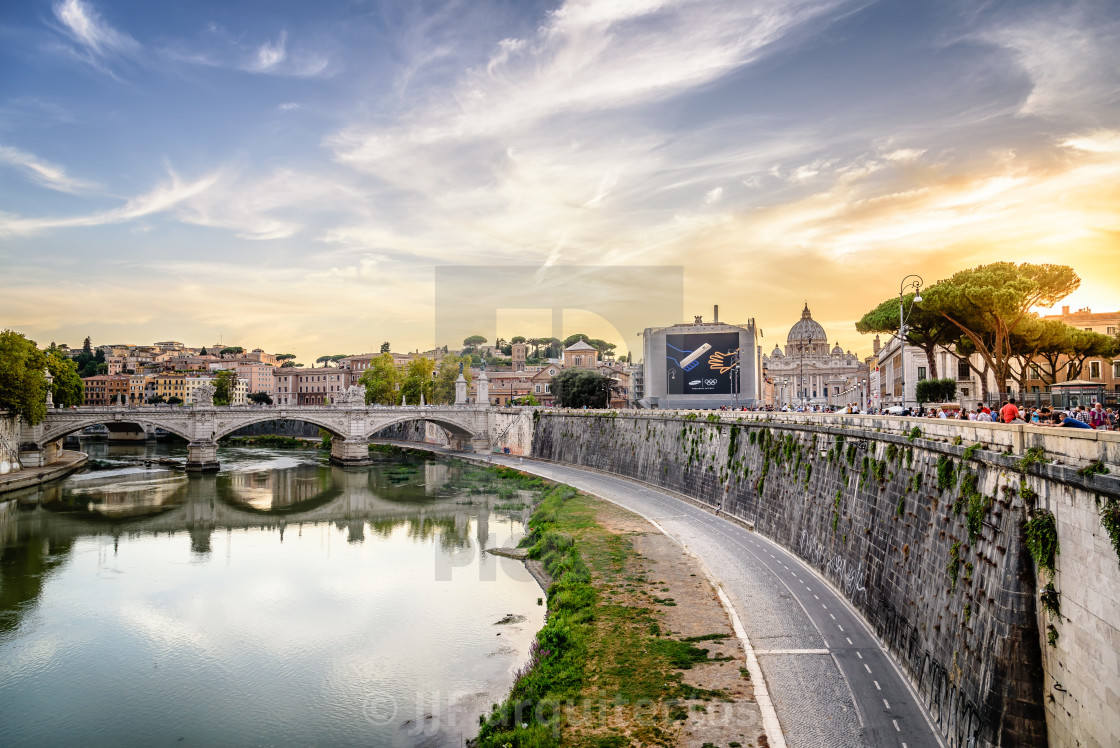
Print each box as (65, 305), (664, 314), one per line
(666, 332), (740, 395)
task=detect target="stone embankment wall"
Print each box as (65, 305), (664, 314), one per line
(532, 411), (1120, 748)
(0, 412), (19, 474)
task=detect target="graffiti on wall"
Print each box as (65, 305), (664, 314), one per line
(797, 529), (868, 602)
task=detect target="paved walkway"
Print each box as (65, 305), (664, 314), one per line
(409, 444), (945, 748)
(0, 450), (88, 495)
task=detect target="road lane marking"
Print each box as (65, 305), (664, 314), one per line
(865, 664), (873, 674)
(856, 652), (863, 659)
(884, 699), (891, 710)
(893, 719), (901, 732)
(874, 680), (881, 690)
(846, 637), (853, 645)
(829, 613), (836, 620)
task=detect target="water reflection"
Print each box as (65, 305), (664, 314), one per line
(0, 442), (541, 747)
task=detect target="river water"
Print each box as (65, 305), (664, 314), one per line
(0, 440), (544, 747)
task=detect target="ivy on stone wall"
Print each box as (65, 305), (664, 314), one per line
(1098, 497), (1120, 570)
(1025, 510), (1059, 575)
(947, 541), (961, 591)
(936, 456), (958, 493)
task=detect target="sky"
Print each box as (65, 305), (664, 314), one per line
(1, 0), (1118, 363)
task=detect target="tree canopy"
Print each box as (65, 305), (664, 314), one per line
(551, 369), (615, 408)
(380, 341), (391, 353)
(45, 349), (84, 407)
(359, 353), (399, 405)
(219, 346), (245, 357)
(463, 335), (487, 346)
(855, 293), (960, 378)
(0, 330), (49, 424)
(212, 370), (238, 406)
(432, 355), (470, 404)
(921, 262), (1080, 392)
(248, 391), (273, 405)
(275, 353), (297, 361)
(399, 357), (435, 405)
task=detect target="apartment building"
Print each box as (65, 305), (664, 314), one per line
(81, 375), (131, 406)
(273, 367), (348, 406)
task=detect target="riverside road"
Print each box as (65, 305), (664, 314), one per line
(408, 444), (946, 748)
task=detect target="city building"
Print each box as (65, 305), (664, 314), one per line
(512, 342), (528, 371)
(81, 375), (131, 406)
(562, 339), (599, 369)
(640, 308), (759, 409)
(763, 305), (869, 409)
(273, 367), (348, 406)
(211, 361), (276, 398)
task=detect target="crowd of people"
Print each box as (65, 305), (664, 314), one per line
(748, 398), (1118, 430)
(915, 398), (1117, 430)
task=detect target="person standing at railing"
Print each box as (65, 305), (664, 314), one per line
(1089, 403), (1107, 430)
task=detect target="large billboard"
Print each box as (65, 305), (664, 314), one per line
(666, 332), (740, 395)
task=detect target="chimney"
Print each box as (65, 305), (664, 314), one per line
(1062, 305), (1070, 315)
(713, 305), (719, 323)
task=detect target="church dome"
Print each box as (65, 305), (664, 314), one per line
(786, 303), (827, 344)
(832, 342), (844, 356)
(771, 346), (784, 358)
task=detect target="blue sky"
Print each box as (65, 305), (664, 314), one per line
(2, 0), (1118, 361)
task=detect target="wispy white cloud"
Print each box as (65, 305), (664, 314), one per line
(0, 145), (99, 193)
(54, 0), (139, 57)
(50, 0), (139, 76)
(251, 31), (287, 72)
(330, 0), (849, 167)
(163, 28), (330, 78)
(0, 170), (219, 235)
(974, 2), (1120, 119)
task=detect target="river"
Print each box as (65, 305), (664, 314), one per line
(0, 439), (545, 747)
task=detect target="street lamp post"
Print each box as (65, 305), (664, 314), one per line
(898, 274), (924, 413)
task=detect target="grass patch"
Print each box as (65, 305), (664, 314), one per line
(479, 487), (735, 747)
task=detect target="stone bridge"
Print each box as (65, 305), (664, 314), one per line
(19, 402), (534, 471)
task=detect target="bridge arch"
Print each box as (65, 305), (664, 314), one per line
(364, 414), (479, 442)
(40, 415), (193, 444)
(211, 414), (349, 441)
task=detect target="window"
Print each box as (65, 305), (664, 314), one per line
(1108, 327), (1116, 335)
(958, 360), (970, 379)
(917, 366), (927, 381)
(1114, 362), (1120, 378)
(961, 387), (970, 397)
(1090, 361), (1101, 379)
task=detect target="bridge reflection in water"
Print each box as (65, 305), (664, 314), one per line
(0, 447), (542, 747)
(1, 455), (504, 557)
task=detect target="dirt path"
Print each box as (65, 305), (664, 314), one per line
(586, 500), (766, 748)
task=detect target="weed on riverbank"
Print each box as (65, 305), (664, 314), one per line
(223, 435), (317, 448)
(475, 485), (740, 748)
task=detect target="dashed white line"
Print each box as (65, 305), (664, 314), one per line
(846, 637), (853, 645)
(813, 594), (819, 600)
(856, 651), (863, 659)
(838, 625), (845, 632)
(829, 613), (836, 620)
(893, 719), (901, 732)
(865, 663), (872, 674)
(883, 698), (891, 710)
(874, 680), (881, 691)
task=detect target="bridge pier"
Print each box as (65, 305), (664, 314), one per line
(330, 438), (372, 467)
(185, 441), (219, 472)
